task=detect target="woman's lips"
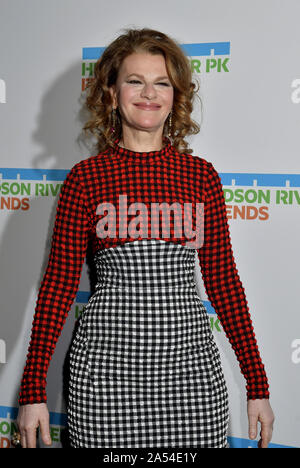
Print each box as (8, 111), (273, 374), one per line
(134, 103), (161, 110)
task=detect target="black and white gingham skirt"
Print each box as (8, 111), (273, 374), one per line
(67, 239), (229, 448)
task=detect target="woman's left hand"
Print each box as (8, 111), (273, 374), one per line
(247, 399), (275, 448)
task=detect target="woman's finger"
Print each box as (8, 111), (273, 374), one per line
(248, 413), (258, 439)
(260, 421), (273, 448)
(20, 431), (27, 449)
(39, 417), (52, 446)
(25, 426), (38, 448)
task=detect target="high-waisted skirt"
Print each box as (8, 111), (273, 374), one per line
(67, 239), (229, 448)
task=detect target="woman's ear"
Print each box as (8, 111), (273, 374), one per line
(108, 85), (117, 109)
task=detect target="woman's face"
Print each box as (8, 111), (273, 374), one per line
(109, 52), (174, 136)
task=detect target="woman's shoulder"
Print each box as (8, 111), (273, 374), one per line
(65, 148), (112, 178)
(176, 147), (216, 174)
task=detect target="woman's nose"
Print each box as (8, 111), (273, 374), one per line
(140, 83), (157, 99)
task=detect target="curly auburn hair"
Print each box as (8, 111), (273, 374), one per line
(82, 27), (202, 154)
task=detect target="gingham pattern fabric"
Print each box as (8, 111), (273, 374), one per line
(18, 136), (270, 407)
(68, 239), (229, 448)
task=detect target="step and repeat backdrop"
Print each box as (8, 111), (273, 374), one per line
(0, 0), (299, 448)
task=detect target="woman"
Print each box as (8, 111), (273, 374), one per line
(16, 28), (274, 448)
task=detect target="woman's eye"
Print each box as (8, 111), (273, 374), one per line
(127, 80), (170, 86)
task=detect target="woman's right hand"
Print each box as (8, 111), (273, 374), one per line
(16, 403), (52, 448)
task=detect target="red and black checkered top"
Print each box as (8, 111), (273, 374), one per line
(18, 137), (270, 405)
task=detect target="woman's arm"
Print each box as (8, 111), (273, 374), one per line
(18, 164), (90, 405)
(197, 161), (270, 400)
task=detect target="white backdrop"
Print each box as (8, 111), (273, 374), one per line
(0, 0), (299, 448)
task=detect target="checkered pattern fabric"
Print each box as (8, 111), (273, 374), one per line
(68, 239), (229, 448)
(18, 136), (270, 409)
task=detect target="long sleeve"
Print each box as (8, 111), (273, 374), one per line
(197, 161), (270, 400)
(18, 166), (90, 405)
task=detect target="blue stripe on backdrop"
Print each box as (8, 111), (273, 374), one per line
(76, 295), (215, 314)
(0, 405), (67, 426)
(1, 168), (300, 187)
(227, 436), (298, 449)
(82, 46), (106, 60)
(220, 173), (300, 187)
(0, 406), (296, 448)
(0, 168), (68, 181)
(82, 42), (231, 60)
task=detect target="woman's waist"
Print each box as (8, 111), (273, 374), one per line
(95, 277), (197, 291)
(93, 239), (197, 290)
